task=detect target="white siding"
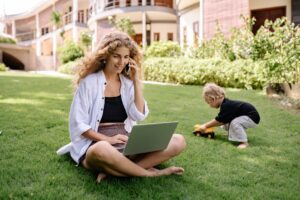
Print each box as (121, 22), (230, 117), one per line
(180, 7), (199, 47)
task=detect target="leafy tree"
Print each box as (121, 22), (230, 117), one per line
(108, 16), (135, 36)
(79, 32), (92, 51)
(51, 11), (65, 39)
(0, 36), (16, 44)
(51, 11), (61, 27)
(58, 40), (84, 64)
(146, 41), (181, 57)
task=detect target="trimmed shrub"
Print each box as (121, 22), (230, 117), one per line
(58, 40), (84, 64)
(256, 18), (300, 83)
(146, 41), (181, 57)
(143, 57), (267, 89)
(0, 36), (16, 44)
(57, 60), (79, 75)
(0, 63), (9, 71)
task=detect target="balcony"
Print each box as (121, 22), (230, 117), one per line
(16, 31), (36, 42)
(91, 0), (173, 16)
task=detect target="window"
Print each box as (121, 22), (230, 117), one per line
(41, 27), (49, 36)
(78, 10), (85, 23)
(154, 33), (160, 41)
(167, 33), (173, 41)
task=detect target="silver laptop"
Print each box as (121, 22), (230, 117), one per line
(122, 122), (178, 156)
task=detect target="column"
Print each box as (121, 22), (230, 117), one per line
(35, 14), (41, 56)
(175, 0), (180, 43)
(92, 21), (98, 52)
(52, 5), (57, 69)
(72, 0), (78, 42)
(142, 0), (146, 6)
(199, 0), (204, 43)
(142, 12), (147, 52)
(12, 20), (16, 38)
(120, 0), (126, 7)
(176, 15), (180, 43)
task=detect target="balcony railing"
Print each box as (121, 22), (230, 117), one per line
(91, 0), (173, 16)
(16, 31), (36, 42)
(63, 12), (72, 26)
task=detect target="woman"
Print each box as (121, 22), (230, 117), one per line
(58, 31), (186, 182)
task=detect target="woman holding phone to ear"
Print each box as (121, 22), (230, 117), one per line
(59, 31), (186, 182)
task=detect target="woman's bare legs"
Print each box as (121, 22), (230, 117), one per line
(133, 134), (186, 170)
(82, 134), (186, 181)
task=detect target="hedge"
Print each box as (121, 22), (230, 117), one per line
(143, 58), (267, 89)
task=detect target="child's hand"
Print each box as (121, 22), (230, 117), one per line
(194, 124), (207, 133)
(199, 124), (207, 133)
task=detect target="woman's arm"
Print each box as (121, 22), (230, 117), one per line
(82, 129), (128, 145)
(133, 79), (145, 113)
(128, 58), (145, 113)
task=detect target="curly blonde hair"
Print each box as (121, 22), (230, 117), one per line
(202, 83), (225, 102)
(74, 31), (143, 87)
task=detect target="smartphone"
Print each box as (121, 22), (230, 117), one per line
(125, 63), (130, 75)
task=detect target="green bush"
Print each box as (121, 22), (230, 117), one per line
(79, 32), (92, 51)
(256, 18), (300, 83)
(57, 60), (79, 75)
(0, 63), (9, 71)
(58, 40), (84, 64)
(0, 36), (16, 44)
(185, 17), (300, 84)
(146, 41), (181, 57)
(188, 17), (255, 61)
(143, 57), (267, 89)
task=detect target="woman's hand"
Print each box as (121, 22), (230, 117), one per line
(104, 134), (128, 145)
(127, 58), (140, 82)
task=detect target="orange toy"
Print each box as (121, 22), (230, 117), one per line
(193, 124), (215, 139)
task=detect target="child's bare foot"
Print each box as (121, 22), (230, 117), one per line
(237, 142), (249, 149)
(150, 166), (184, 177)
(96, 172), (107, 183)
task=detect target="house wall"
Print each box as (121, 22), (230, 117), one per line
(180, 7), (199, 47)
(41, 38), (52, 56)
(150, 23), (177, 42)
(203, 0), (249, 40)
(39, 6), (53, 28)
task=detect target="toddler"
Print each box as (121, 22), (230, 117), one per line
(199, 83), (260, 149)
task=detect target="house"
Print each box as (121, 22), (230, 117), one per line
(0, 0), (298, 70)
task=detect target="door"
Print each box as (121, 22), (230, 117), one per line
(251, 6), (286, 34)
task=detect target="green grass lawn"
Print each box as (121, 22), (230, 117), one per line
(0, 71), (299, 200)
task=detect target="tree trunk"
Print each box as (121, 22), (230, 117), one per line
(266, 83), (300, 99)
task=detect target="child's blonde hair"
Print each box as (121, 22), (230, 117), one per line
(202, 83), (225, 102)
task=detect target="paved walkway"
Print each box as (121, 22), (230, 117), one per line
(7, 70), (178, 86)
(29, 70), (72, 78)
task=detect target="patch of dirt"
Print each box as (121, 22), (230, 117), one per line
(268, 94), (300, 115)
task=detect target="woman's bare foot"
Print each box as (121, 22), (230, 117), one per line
(96, 172), (107, 183)
(149, 166), (184, 177)
(237, 142), (249, 149)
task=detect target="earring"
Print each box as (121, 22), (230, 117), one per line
(99, 60), (106, 68)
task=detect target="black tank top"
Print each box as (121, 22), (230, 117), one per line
(100, 95), (128, 123)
